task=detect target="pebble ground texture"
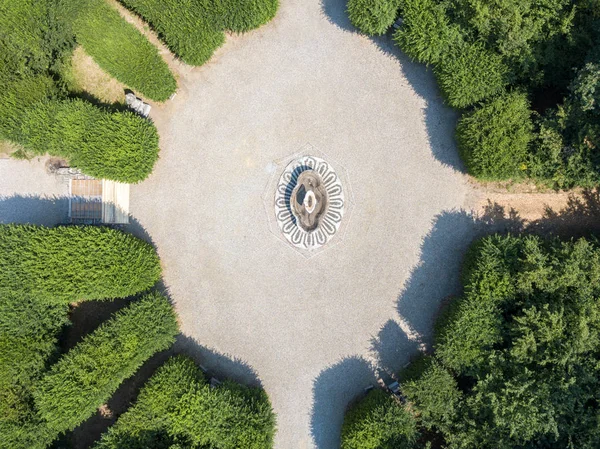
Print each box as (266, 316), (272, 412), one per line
(0, 0), (500, 447)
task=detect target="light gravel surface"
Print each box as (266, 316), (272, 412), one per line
(131, 0), (476, 447)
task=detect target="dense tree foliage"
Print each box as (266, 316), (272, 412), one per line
(345, 234), (600, 448)
(0, 225), (161, 303)
(456, 92), (533, 179)
(341, 389), (418, 449)
(351, 0), (600, 186)
(34, 292), (178, 436)
(347, 0), (400, 36)
(95, 355), (276, 449)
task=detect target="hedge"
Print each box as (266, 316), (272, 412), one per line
(341, 388), (419, 449)
(0, 295), (68, 449)
(71, 0), (176, 101)
(17, 98), (160, 182)
(95, 355), (276, 449)
(456, 92), (533, 180)
(34, 292), (178, 436)
(347, 0), (400, 36)
(434, 41), (509, 108)
(393, 0), (463, 65)
(0, 225), (161, 304)
(118, 0), (225, 66)
(215, 0), (279, 33)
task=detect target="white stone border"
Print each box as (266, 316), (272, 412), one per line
(274, 155), (344, 250)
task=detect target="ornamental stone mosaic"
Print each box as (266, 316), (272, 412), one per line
(263, 145), (354, 257)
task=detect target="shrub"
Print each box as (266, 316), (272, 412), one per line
(341, 389), (419, 449)
(434, 41), (509, 108)
(71, 0), (176, 101)
(118, 0), (225, 66)
(0, 225), (161, 304)
(394, 0), (463, 65)
(347, 0), (400, 36)
(34, 292), (178, 436)
(213, 0), (279, 33)
(95, 355), (276, 449)
(456, 92), (533, 180)
(0, 295), (68, 449)
(17, 98), (160, 182)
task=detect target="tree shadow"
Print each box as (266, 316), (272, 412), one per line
(311, 356), (378, 449)
(368, 319), (420, 383)
(396, 205), (524, 346)
(319, 0), (465, 172)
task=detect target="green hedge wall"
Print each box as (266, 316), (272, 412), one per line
(0, 295), (69, 449)
(95, 355), (275, 449)
(393, 0), (462, 65)
(18, 98), (159, 183)
(347, 0), (400, 36)
(0, 225), (161, 304)
(341, 388), (419, 449)
(34, 292), (178, 436)
(215, 0), (279, 33)
(456, 92), (533, 180)
(71, 0), (176, 101)
(118, 0), (225, 66)
(434, 41), (508, 109)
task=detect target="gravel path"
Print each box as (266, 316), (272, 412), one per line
(130, 0), (474, 447)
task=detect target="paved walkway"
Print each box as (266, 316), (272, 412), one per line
(131, 0), (474, 447)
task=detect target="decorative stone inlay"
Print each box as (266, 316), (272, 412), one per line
(274, 155), (345, 250)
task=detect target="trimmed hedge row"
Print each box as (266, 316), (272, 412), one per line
(347, 0), (400, 36)
(118, 0), (278, 66)
(95, 355), (276, 449)
(34, 292), (178, 436)
(118, 0), (225, 66)
(71, 0), (176, 101)
(341, 388), (418, 449)
(18, 98), (160, 182)
(0, 225), (161, 304)
(456, 92), (533, 180)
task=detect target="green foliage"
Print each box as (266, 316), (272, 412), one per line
(407, 234), (600, 448)
(34, 292), (178, 436)
(341, 388), (419, 449)
(571, 62), (600, 113)
(394, 0), (463, 65)
(0, 295), (68, 449)
(14, 98), (160, 182)
(215, 0), (280, 33)
(95, 355), (276, 449)
(434, 41), (508, 108)
(347, 0), (400, 36)
(0, 225), (161, 304)
(456, 92), (533, 179)
(402, 356), (461, 434)
(118, 0), (225, 66)
(71, 0), (176, 101)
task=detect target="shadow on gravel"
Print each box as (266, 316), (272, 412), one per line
(369, 319), (420, 382)
(319, 0), (466, 172)
(311, 356), (378, 449)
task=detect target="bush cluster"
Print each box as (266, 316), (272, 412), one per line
(347, 0), (400, 36)
(34, 292), (178, 436)
(0, 225), (161, 303)
(348, 235), (600, 448)
(95, 355), (276, 449)
(71, 0), (176, 101)
(118, 0), (278, 66)
(341, 388), (418, 449)
(456, 92), (534, 179)
(17, 98), (160, 183)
